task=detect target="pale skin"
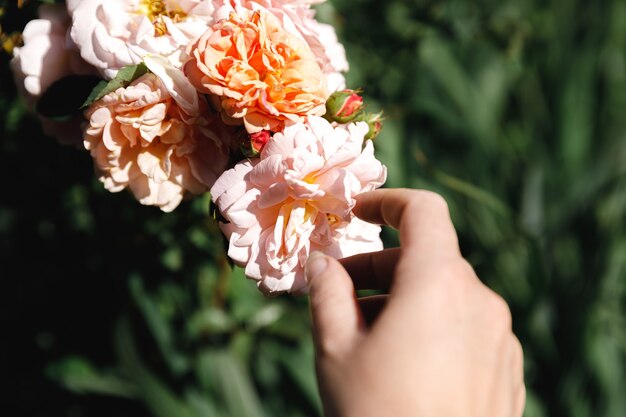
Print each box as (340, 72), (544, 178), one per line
(305, 189), (525, 417)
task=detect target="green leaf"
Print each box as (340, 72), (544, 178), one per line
(185, 390), (222, 416)
(35, 75), (103, 119)
(81, 80), (108, 108)
(195, 349), (265, 417)
(5, 98), (27, 133)
(228, 266), (266, 322)
(82, 63), (149, 108)
(187, 307), (236, 339)
(114, 318), (199, 417)
(129, 276), (189, 376)
(198, 349), (266, 417)
(47, 356), (139, 399)
(276, 342), (322, 415)
(264, 307), (310, 340)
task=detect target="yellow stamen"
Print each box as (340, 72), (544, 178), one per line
(326, 214), (340, 226)
(138, 0), (187, 36)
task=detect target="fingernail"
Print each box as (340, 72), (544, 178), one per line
(306, 251), (328, 285)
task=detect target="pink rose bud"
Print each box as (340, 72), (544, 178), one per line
(325, 89), (365, 123)
(360, 111), (384, 140)
(242, 130), (272, 157)
(251, 130), (271, 151)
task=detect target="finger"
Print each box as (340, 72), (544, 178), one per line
(340, 248), (401, 291)
(306, 251), (363, 357)
(354, 189), (460, 258)
(511, 336), (526, 417)
(514, 384), (526, 417)
(358, 295), (388, 326)
(511, 336), (524, 388)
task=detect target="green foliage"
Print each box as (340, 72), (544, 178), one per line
(1, 0), (625, 416)
(82, 64), (149, 108)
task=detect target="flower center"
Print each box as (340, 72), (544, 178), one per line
(326, 214), (341, 227)
(138, 0), (187, 36)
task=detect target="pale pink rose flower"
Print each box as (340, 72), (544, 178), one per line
(213, 0), (348, 92)
(303, 19), (348, 92)
(66, 0), (80, 14)
(10, 4), (98, 146)
(184, 9), (328, 134)
(70, 0), (216, 79)
(211, 116), (386, 294)
(11, 4), (96, 101)
(84, 67), (231, 212)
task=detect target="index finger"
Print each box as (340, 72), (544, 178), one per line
(353, 189), (460, 259)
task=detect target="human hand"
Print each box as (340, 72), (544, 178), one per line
(306, 189), (525, 417)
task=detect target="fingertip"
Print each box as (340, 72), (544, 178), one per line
(354, 189), (459, 259)
(307, 252), (355, 307)
(306, 251), (329, 289)
(306, 252), (362, 357)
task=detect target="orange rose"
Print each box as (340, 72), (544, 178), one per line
(184, 10), (328, 133)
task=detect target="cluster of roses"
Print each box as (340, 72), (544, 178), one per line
(11, 0), (387, 294)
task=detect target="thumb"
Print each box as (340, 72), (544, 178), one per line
(306, 251), (362, 356)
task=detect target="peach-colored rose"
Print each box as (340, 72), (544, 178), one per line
(84, 69), (231, 212)
(211, 116), (386, 294)
(184, 10), (328, 134)
(213, 0), (348, 92)
(70, 0), (216, 79)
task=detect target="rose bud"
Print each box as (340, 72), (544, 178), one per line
(325, 89), (365, 123)
(242, 130), (272, 157)
(359, 111), (384, 140)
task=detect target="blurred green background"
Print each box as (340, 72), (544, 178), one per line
(1, 0), (626, 416)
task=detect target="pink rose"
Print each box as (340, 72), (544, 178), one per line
(10, 4), (98, 146)
(70, 0), (216, 79)
(84, 66), (231, 212)
(211, 116), (386, 294)
(11, 4), (96, 102)
(184, 10), (328, 134)
(303, 19), (348, 91)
